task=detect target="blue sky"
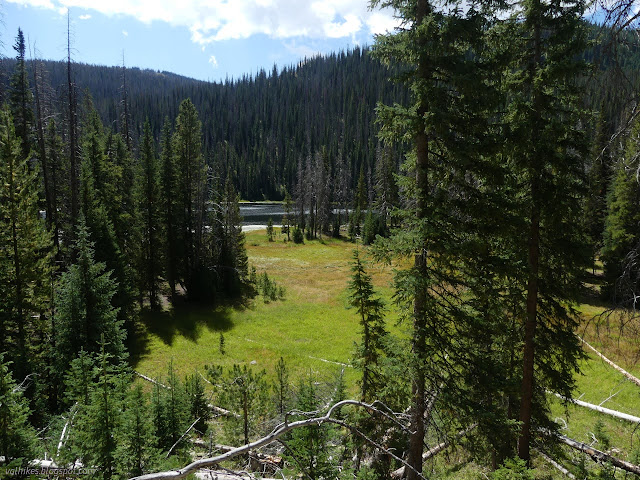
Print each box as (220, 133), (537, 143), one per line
(4, 0), (398, 82)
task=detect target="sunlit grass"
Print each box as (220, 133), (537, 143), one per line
(132, 230), (398, 392)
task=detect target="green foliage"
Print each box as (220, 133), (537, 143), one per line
(257, 271), (285, 303)
(185, 371), (211, 433)
(55, 219), (127, 374)
(0, 353), (37, 465)
(135, 120), (163, 309)
(362, 211), (387, 246)
(292, 225), (304, 244)
(267, 217), (275, 242)
(116, 384), (161, 478)
(490, 458), (534, 480)
(72, 343), (129, 480)
(211, 364), (269, 445)
(0, 105), (52, 380)
(593, 419), (611, 452)
(273, 356), (291, 415)
(64, 349), (96, 406)
(153, 360), (190, 455)
(9, 28), (34, 158)
(219, 332), (226, 355)
(602, 119), (640, 303)
(284, 375), (338, 480)
(348, 250), (387, 402)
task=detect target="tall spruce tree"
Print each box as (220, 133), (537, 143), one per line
(503, 0), (590, 461)
(73, 343), (128, 480)
(370, 1), (499, 476)
(116, 384), (161, 477)
(160, 118), (179, 301)
(136, 121), (163, 309)
(173, 99), (206, 293)
(9, 28), (34, 159)
(0, 106), (52, 380)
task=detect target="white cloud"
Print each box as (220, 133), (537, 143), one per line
(8, 0), (399, 44)
(208, 55), (218, 68)
(79, 13), (91, 19)
(122, 30), (128, 36)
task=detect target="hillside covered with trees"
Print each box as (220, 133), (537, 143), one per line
(3, 0), (640, 479)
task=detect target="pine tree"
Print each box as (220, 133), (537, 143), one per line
(218, 177), (249, 296)
(173, 99), (206, 291)
(55, 219), (126, 373)
(0, 353), (37, 465)
(9, 28), (34, 159)
(217, 364), (268, 445)
(116, 384), (161, 477)
(283, 189), (293, 241)
(185, 371), (211, 433)
(0, 105), (52, 380)
(584, 109), (612, 262)
(348, 250), (388, 402)
(137, 121), (163, 309)
(273, 356), (290, 415)
(503, 0), (590, 460)
(64, 349), (95, 406)
(602, 120), (640, 303)
(160, 118), (179, 302)
(73, 343), (127, 480)
(266, 217), (275, 242)
(284, 376), (337, 480)
(370, 0), (497, 475)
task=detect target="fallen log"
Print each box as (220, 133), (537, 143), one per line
(194, 472), (278, 480)
(537, 450), (576, 479)
(555, 432), (640, 475)
(580, 338), (640, 388)
(191, 441), (283, 469)
(129, 400), (423, 480)
(551, 392), (640, 423)
(135, 371), (238, 418)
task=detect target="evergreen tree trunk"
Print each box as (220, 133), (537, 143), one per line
(518, 8), (542, 462)
(406, 2), (429, 477)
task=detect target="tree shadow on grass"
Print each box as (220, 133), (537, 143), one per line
(129, 298), (238, 366)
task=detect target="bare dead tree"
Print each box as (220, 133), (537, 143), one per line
(128, 400), (423, 480)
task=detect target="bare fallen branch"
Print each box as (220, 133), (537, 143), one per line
(553, 432), (640, 475)
(537, 450), (576, 479)
(129, 400), (422, 480)
(166, 417), (200, 458)
(580, 338), (640, 387)
(56, 402), (78, 461)
(551, 392), (640, 423)
(135, 370), (238, 418)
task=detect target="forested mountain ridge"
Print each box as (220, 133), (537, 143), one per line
(6, 47), (409, 200)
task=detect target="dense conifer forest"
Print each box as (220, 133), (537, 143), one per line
(3, 1), (640, 479)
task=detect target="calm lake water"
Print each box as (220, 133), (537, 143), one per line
(239, 203), (286, 225)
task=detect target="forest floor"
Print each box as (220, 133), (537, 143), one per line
(132, 229), (640, 478)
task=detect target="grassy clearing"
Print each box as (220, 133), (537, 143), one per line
(548, 273), (640, 473)
(132, 228), (640, 475)
(132, 229), (398, 391)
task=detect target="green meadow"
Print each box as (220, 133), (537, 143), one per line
(132, 229), (399, 390)
(132, 228), (640, 472)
